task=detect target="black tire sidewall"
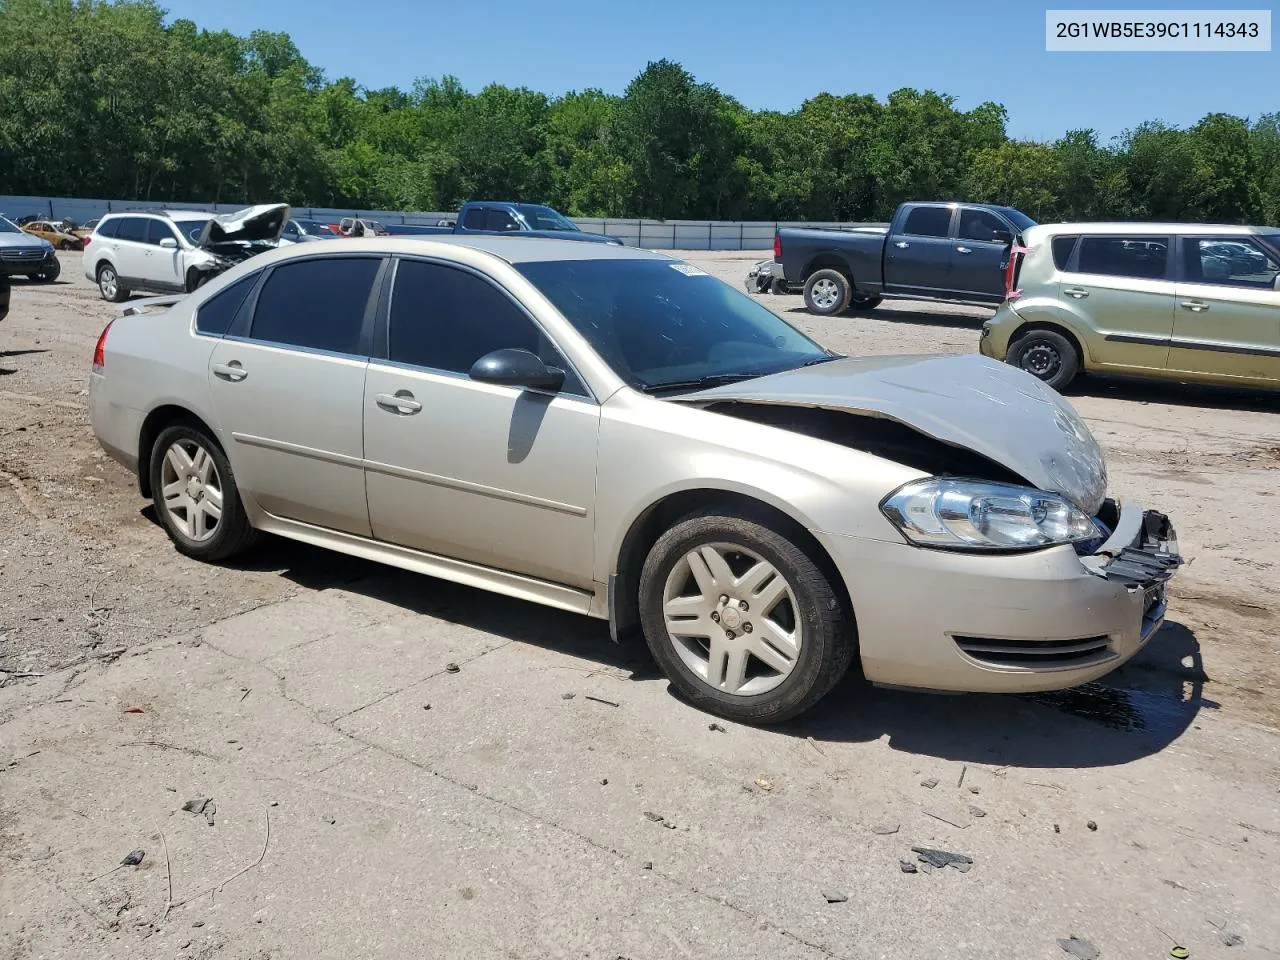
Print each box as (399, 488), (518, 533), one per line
(149, 424), (252, 562)
(638, 513), (852, 724)
(803, 269), (851, 316)
(1011, 329), (1079, 390)
(848, 294), (883, 310)
(97, 263), (124, 302)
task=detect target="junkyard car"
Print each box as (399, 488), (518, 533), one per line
(745, 259), (793, 296)
(983, 222), (1280, 390)
(0, 215), (61, 282)
(23, 219), (84, 250)
(88, 238), (1181, 723)
(83, 205), (289, 301)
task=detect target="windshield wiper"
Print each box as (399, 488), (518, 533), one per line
(802, 354), (844, 367)
(637, 372), (764, 394)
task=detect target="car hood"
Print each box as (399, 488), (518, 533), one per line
(683, 354), (1108, 515)
(197, 204), (290, 248)
(525, 229), (623, 245)
(0, 232), (47, 249)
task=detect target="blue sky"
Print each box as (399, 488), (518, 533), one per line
(160, 0), (1275, 142)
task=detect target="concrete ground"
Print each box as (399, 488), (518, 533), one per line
(1, 251), (1278, 959)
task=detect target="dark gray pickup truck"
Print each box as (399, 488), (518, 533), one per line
(775, 202), (1036, 316)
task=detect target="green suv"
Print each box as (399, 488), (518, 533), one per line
(980, 223), (1280, 391)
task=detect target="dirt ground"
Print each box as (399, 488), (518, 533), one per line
(1, 250), (1278, 960)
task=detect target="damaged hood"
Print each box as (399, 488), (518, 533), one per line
(198, 204), (290, 248)
(685, 354), (1109, 514)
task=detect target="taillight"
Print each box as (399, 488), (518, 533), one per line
(83, 235), (92, 248)
(773, 233), (781, 260)
(92, 320), (113, 372)
(1004, 245), (1026, 300)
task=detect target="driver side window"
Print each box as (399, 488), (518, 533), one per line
(387, 259), (587, 397)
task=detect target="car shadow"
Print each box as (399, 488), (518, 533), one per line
(1065, 375), (1280, 413)
(8, 277), (70, 286)
(785, 305), (993, 330)
(0, 349), (50, 359)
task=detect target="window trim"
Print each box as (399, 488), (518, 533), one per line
(225, 254), (388, 359)
(1175, 235), (1280, 290)
(373, 254), (597, 403)
(900, 204), (957, 240)
(1067, 234), (1174, 282)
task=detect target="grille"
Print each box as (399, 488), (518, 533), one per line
(953, 635), (1114, 669)
(0, 248), (47, 261)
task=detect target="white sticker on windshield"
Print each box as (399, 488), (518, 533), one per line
(669, 263), (708, 277)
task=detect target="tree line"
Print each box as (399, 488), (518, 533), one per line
(1, 0), (1276, 225)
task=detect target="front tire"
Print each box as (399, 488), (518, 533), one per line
(639, 510), (855, 725)
(1009, 328), (1080, 390)
(149, 424), (260, 562)
(97, 262), (127, 302)
(803, 269), (851, 316)
(36, 258), (61, 283)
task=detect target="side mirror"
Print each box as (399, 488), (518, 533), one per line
(469, 348), (565, 392)
(992, 229), (1014, 245)
(158, 237), (178, 249)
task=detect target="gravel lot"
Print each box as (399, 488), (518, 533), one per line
(1, 250), (1278, 959)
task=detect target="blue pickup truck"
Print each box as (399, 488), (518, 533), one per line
(380, 201), (623, 245)
(775, 201), (1035, 316)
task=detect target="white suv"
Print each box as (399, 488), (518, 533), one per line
(83, 205), (289, 302)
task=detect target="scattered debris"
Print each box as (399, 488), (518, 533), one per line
(643, 811), (665, 823)
(1028, 780), (1067, 791)
(924, 807), (971, 829)
(899, 860), (918, 874)
(168, 806), (272, 911)
(642, 861), (653, 870)
(29, 847), (55, 862)
(957, 765), (967, 789)
(239, 688), (251, 702)
(600, 778), (608, 785)
(584, 695), (620, 707)
(1057, 936), (1100, 960)
(422, 704), (431, 710)
(871, 823), (900, 836)
(969, 806), (987, 818)
(1169, 948), (1189, 959)
(444, 663), (460, 674)
(203, 802), (216, 827)
(121, 849), (145, 866)
(919, 862), (935, 874)
(708, 722), (726, 733)
(1160, 879), (1187, 891)
(1054, 824), (1062, 834)
(269, 801), (279, 807)
(322, 815), (336, 825)
(968, 786), (981, 795)
(561, 693), (576, 700)
(806, 736), (825, 757)
(1220, 933), (1243, 947)
(181, 798), (211, 815)
(822, 889), (848, 904)
(123, 707), (145, 714)
(920, 777), (939, 789)
(1087, 820), (1098, 831)
(912, 847), (974, 872)
(754, 777), (775, 792)
(192, 921), (205, 928)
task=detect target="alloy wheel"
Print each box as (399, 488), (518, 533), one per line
(160, 439), (223, 542)
(810, 278), (841, 310)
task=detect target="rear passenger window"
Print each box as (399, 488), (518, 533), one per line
(462, 207), (486, 230)
(901, 207), (952, 238)
(96, 218), (120, 239)
(1076, 237), (1168, 279)
(486, 208), (520, 232)
(1052, 235), (1079, 270)
(249, 257), (380, 354)
(388, 259), (586, 395)
(114, 217), (148, 243)
(1182, 238), (1280, 288)
(196, 274), (257, 337)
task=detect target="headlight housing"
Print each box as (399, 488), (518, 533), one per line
(881, 478), (1099, 551)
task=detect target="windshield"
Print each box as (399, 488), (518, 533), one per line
(367, 220), (386, 232)
(1259, 233), (1280, 257)
(298, 220), (336, 235)
(517, 205), (580, 232)
(0, 217), (21, 234)
(180, 219), (213, 244)
(516, 258), (831, 391)
(995, 207), (1037, 232)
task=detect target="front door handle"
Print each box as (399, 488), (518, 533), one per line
(375, 390), (422, 415)
(894, 241), (910, 249)
(1064, 287), (1090, 299)
(212, 361), (247, 382)
(955, 246), (972, 254)
(1180, 300), (1209, 312)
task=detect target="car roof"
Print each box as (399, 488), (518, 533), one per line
(1029, 222), (1270, 237)
(103, 210), (211, 222)
(265, 235), (663, 264)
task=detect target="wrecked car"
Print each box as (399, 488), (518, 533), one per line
(87, 238), (1181, 724)
(745, 258), (794, 296)
(83, 205), (289, 302)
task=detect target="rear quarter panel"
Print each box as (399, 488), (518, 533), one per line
(777, 228), (886, 290)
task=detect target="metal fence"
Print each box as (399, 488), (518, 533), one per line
(0, 194), (885, 251)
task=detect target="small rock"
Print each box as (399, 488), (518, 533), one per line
(121, 849), (145, 866)
(423, 704), (432, 710)
(269, 801), (278, 807)
(899, 860), (918, 874)
(1087, 820), (1098, 831)
(192, 921), (205, 928)
(920, 777), (939, 789)
(561, 693), (575, 700)
(322, 815), (336, 825)
(708, 722), (726, 733)
(1169, 947), (1189, 959)
(969, 806), (986, 818)
(754, 777), (774, 792)
(600, 778), (608, 785)
(912, 846), (974, 871)
(643, 811), (664, 823)
(1221, 933), (1244, 947)
(642, 861), (653, 870)
(1054, 823), (1062, 833)
(919, 862), (935, 874)
(822, 889), (848, 904)
(445, 663), (460, 674)
(968, 786), (980, 795)
(870, 823), (900, 835)
(181, 798), (210, 815)
(181, 941), (191, 950)
(1057, 936), (1100, 960)
(203, 802), (216, 827)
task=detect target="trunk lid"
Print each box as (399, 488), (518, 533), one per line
(682, 353), (1108, 515)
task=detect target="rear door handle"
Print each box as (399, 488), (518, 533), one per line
(955, 246), (972, 254)
(375, 391), (422, 415)
(1180, 300), (1209, 312)
(894, 241), (910, 249)
(212, 361), (247, 382)
(1064, 287), (1090, 299)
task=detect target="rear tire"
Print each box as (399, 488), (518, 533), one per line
(149, 423), (261, 562)
(639, 509), (855, 725)
(97, 262), (127, 302)
(803, 269), (851, 316)
(1009, 328), (1080, 390)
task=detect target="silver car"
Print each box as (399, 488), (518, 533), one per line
(89, 237), (1181, 723)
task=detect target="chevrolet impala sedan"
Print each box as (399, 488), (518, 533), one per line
(88, 237), (1181, 723)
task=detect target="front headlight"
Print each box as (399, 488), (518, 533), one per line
(881, 478), (1098, 551)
